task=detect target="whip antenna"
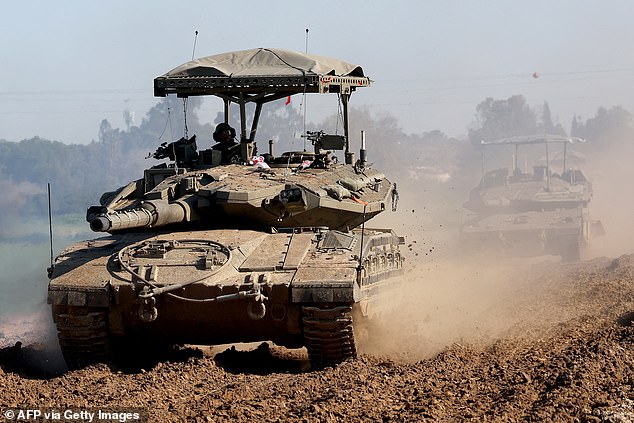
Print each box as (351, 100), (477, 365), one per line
(302, 28), (309, 151)
(191, 30), (199, 60)
(183, 31), (198, 139)
(357, 204), (367, 283)
(47, 182), (54, 278)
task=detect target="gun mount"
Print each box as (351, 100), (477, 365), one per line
(151, 135), (199, 168)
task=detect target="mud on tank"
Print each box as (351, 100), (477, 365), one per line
(48, 48), (405, 369)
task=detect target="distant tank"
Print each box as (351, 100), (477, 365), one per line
(460, 135), (603, 261)
(47, 48), (404, 369)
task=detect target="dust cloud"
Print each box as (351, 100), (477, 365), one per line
(358, 184), (538, 361)
(0, 244), (67, 375)
(0, 218), (80, 374)
(356, 151), (624, 362)
(581, 133), (634, 259)
(0, 178), (44, 218)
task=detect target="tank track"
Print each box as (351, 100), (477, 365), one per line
(52, 306), (111, 370)
(302, 305), (357, 367)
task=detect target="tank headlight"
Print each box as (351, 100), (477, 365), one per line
(280, 188), (304, 205)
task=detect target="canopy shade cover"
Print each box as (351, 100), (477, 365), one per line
(481, 135), (586, 146)
(154, 48), (371, 98)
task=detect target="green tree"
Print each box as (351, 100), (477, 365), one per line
(572, 106), (633, 144)
(571, 106), (634, 160)
(468, 95), (538, 145)
(539, 101), (566, 136)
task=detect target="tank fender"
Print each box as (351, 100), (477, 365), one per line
(291, 279), (361, 303)
(47, 285), (110, 308)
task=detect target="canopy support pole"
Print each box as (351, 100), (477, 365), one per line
(342, 94), (351, 164)
(250, 101), (263, 143)
(223, 98), (231, 124)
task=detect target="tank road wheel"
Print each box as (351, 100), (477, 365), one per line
(52, 306), (111, 370)
(302, 305), (357, 368)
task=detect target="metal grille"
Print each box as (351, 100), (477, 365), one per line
(320, 231), (356, 250)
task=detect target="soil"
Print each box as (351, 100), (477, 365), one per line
(1, 254), (634, 422)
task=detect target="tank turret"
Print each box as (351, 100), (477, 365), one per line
(85, 158), (396, 233)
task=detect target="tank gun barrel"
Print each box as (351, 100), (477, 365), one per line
(87, 198), (197, 232)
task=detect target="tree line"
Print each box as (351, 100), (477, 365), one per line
(0, 94), (631, 225)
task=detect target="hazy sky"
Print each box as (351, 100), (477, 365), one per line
(2, 0), (633, 144)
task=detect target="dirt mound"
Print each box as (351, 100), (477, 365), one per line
(1, 255), (634, 421)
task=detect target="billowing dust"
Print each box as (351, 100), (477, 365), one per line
(581, 134), (634, 259)
(358, 157), (625, 362)
(355, 254), (580, 361)
(0, 310), (66, 376)
(0, 243), (67, 374)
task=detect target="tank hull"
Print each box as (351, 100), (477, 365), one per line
(48, 228), (404, 368)
(460, 208), (584, 260)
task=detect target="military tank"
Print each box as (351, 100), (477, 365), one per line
(47, 48), (404, 369)
(460, 135), (603, 261)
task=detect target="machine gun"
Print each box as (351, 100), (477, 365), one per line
(150, 135), (199, 168)
(304, 130), (346, 154)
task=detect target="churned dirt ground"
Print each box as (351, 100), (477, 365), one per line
(1, 254), (634, 422)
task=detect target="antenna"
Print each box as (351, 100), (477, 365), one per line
(545, 140), (551, 192)
(302, 28), (309, 151)
(191, 30), (199, 61)
(158, 96), (173, 141)
(47, 182), (54, 278)
(183, 98), (189, 138)
(357, 204), (367, 284)
(184, 30), (197, 141)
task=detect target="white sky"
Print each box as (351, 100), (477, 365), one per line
(2, 0), (633, 144)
